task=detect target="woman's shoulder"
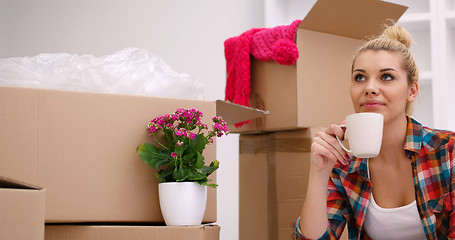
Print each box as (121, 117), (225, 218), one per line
(406, 117), (454, 154)
(421, 125), (455, 150)
(422, 125), (455, 139)
(409, 117), (455, 140)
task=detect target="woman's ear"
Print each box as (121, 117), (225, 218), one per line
(407, 82), (418, 102)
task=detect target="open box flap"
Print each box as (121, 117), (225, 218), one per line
(216, 100), (269, 125)
(299, 0), (408, 39)
(0, 176), (43, 190)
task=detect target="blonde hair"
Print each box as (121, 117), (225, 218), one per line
(352, 22), (418, 115)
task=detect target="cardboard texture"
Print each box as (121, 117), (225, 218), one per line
(230, 0), (407, 133)
(0, 176), (46, 240)
(215, 99), (269, 125)
(239, 128), (348, 240)
(44, 224), (220, 240)
(0, 85), (254, 223)
(239, 128), (314, 240)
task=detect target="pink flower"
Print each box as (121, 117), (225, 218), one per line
(176, 129), (185, 136)
(177, 140), (183, 147)
(149, 125), (157, 133)
(189, 133), (196, 140)
(171, 152), (178, 158)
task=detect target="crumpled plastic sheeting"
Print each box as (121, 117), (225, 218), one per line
(0, 47), (205, 99)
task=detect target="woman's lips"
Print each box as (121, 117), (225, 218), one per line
(361, 100), (384, 109)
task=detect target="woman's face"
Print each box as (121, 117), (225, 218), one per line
(350, 50), (417, 124)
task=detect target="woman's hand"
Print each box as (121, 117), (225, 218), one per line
(311, 123), (350, 175)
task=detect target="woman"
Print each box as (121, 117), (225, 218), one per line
(296, 24), (455, 240)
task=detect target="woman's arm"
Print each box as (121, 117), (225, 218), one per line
(299, 166), (333, 238)
(298, 124), (349, 239)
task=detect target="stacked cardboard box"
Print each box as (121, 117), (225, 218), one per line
(232, 0), (408, 239)
(0, 176), (45, 240)
(0, 86), (219, 224)
(0, 85), (260, 239)
(45, 224), (220, 240)
(239, 129), (318, 240)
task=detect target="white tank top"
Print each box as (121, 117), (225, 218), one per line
(363, 159), (427, 240)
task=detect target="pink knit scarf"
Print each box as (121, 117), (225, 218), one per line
(224, 20), (301, 127)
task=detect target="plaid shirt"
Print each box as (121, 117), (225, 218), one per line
(296, 117), (455, 240)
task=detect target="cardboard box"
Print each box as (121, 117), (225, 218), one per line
(231, 0), (407, 133)
(45, 224), (220, 240)
(0, 85), (254, 223)
(0, 176), (45, 240)
(239, 128), (347, 240)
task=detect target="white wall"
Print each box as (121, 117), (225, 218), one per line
(0, 1), (263, 240)
(0, 0), (264, 100)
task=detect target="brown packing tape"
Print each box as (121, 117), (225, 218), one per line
(266, 134), (278, 240)
(252, 93), (266, 130)
(240, 134), (312, 240)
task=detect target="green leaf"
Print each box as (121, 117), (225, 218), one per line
(156, 165), (175, 183)
(182, 152), (196, 165)
(205, 183), (218, 188)
(137, 143), (171, 169)
(173, 166), (189, 182)
(195, 152), (205, 169)
(187, 168), (206, 181)
(191, 134), (208, 152)
(196, 179), (218, 188)
(200, 160), (219, 176)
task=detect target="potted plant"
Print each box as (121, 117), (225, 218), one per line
(137, 108), (229, 225)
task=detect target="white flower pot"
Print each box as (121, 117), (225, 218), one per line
(158, 182), (207, 226)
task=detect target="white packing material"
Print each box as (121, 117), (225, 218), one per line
(0, 47), (205, 99)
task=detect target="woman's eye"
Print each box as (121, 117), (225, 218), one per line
(354, 74), (365, 82)
(381, 73), (394, 81)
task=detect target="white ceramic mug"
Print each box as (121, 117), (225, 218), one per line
(336, 112), (384, 158)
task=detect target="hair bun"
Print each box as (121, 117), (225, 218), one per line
(379, 25), (412, 48)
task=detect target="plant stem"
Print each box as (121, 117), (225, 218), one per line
(152, 133), (168, 150)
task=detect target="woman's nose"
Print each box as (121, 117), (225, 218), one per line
(365, 88), (377, 95)
(365, 80), (379, 96)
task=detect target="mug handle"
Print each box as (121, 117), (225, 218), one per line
(335, 124), (352, 154)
